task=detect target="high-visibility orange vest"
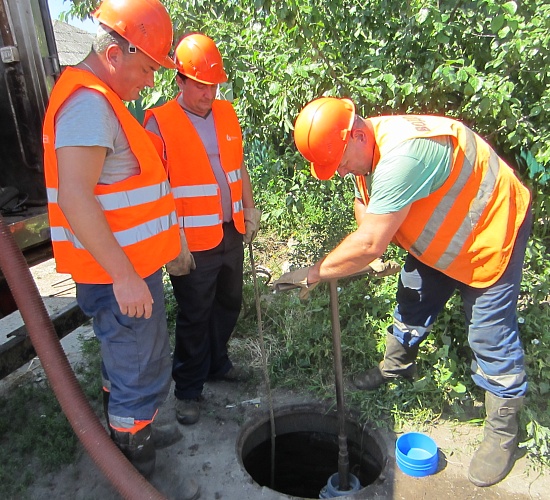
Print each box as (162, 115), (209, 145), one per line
(43, 67), (180, 284)
(356, 115), (531, 288)
(144, 99), (245, 252)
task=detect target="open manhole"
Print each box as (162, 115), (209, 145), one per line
(237, 404), (389, 499)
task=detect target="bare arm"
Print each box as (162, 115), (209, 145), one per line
(56, 146), (154, 319)
(354, 197), (367, 226)
(308, 205), (411, 283)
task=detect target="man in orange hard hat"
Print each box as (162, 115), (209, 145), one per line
(279, 97), (531, 488)
(144, 33), (259, 427)
(42, 1), (199, 496)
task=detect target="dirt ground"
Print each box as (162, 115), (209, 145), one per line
(3, 260), (549, 499)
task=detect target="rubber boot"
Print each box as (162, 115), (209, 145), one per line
(102, 389), (183, 449)
(353, 330), (418, 390)
(111, 424), (156, 478)
(468, 393), (523, 487)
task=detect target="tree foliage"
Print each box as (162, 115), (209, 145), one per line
(69, 0), (550, 174)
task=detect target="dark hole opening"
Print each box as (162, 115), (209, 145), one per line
(243, 430), (383, 498)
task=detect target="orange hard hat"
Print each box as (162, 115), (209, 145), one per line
(174, 33), (227, 85)
(93, 0), (176, 69)
(294, 97), (355, 180)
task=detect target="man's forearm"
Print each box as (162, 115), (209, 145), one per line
(58, 193), (136, 281)
(309, 232), (382, 284)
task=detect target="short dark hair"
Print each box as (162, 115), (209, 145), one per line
(93, 25), (131, 55)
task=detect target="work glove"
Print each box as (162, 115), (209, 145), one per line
(243, 207), (262, 244)
(273, 267), (319, 300)
(165, 229), (196, 276)
(358, 258), (401, 278)
(273, 258), (401, 300)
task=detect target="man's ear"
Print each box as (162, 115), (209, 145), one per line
(175, 74), (185, 91)
(105, 44), (123, 68)
(350, 128), (366, 142)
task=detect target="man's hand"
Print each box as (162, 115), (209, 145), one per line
(273, 266), (319, 299)
(166, 229), (196, 276)
(112, 272), (154, 319)
(243, 208), (262, 244)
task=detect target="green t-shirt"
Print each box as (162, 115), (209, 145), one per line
(353, 136), (453, 214)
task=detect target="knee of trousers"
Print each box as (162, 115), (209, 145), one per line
(469, 324), (527, 398)
(390, 321), (430, 349)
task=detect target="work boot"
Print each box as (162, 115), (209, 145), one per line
(468, 393), (524, 487)
(111, 424), (156, 478)
(175, 398), (200, 425)
(103, 390), (182, 449)
(353, 331), (418, 390)
(151, 422), (183, 449)
(209, 364), (250, 382)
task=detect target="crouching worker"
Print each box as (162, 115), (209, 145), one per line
(42, 1), (199, 497)
(283, 97), (531, 488)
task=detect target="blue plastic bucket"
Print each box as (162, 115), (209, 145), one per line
(395, 432), (438, 477)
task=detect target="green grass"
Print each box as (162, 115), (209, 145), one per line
(232, 230), (550, 469)
(0, 331), (102, 499)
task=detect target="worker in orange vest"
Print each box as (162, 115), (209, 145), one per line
(144, 33), (260, 427)
(280, 97), (531, 488)
(42, 1), (199, 496)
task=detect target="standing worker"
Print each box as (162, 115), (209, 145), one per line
(42, 1), (200, 497)
(144, 33), (260, 426)
(283, 97), (531, 487)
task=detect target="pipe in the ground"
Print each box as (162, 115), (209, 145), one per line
(328, 279), (351, 491)
(0, 214), (166, 500)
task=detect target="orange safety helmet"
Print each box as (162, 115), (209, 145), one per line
(174, 33), (227, 85)
(294, 97), (355, 180)
(93, 0), (176, 69)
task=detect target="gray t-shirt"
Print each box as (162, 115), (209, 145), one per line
(145, 96), (232, 222)
(54, 88), (139, 184)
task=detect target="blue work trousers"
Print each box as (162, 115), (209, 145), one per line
(391, 210), (532, 398)
(76, 269), (172, 425)
(170, 221), (244, 400)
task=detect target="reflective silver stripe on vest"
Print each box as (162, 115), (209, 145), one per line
(182, 214), (221, 228)
(47, 187), (58, 203)
(172, 184), (218, 199)
(115, 212), (177, 246)
(47, 182), (172, 211)
(435, 145), (500, 269)
(97, 181), (172, 211)
(233, 199), (243, 214)
(50, 211), (177, 249)
(227, 168), (242, 184)
(409, 125), (499, 270)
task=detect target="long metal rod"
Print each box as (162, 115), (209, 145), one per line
(248, 243), (276, 489)
(328, 279), (350, 491)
